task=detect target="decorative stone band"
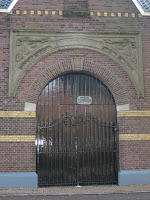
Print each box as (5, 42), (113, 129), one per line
(118, 110), (150, 117)
(0, 135), (36, 142)
(0, 111), (36, 117)
(120, 134), (150, 141)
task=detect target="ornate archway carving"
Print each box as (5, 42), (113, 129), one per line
(9, 30), (143, 97)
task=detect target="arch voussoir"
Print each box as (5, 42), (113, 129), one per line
(26, 60), (129, 106)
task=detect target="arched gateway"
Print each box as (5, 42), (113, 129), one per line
(36, 73), (118, 187)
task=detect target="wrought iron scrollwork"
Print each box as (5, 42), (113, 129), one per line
(39, 114), (115, 129)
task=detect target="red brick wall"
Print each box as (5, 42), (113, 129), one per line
(0, 0), (150, 173)
(0, 143), (36, 172)
(120, 140), (150, 170)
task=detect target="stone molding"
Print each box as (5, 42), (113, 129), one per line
(9, 30), (144, 97)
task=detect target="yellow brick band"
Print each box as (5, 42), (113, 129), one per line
(30, 11), (34, 14)
(118, 110), (150, 117)
(45, 11), (49, 15)
(111, 13), (115, 17)
(0, 134), (149, 142)
(37, 11), (42, 15)
(16, 10), (20, 14)
(23, 11), (27, 14)
(52, 11), (56, 15)
(120, 134), (150, 141)
(0, 111), (36, 118)
(8, 11), (142, 18)
(59, 11), (63, 15)
(0, 135), (36, 142)
(1, 134), (149, 142)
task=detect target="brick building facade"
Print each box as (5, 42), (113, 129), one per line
(0, 0), (150, 187)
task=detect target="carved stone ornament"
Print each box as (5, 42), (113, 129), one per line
(9, 30), (144, 97)
(70, 55), (85, 71)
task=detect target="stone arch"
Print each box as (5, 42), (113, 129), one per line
(10, 31), (143, 97)
(25, 60), (129, 106)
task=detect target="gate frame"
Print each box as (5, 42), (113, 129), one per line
(36, 72), (119, 187)
(24, 60), (130, 187)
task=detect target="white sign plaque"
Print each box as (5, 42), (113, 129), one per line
(77, 96), (92, 105)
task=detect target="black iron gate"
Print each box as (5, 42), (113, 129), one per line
(36, 73), (118, 187)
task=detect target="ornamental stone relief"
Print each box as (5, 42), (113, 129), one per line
(104, 38), (137, 64)
(70, 55), (85, 71)
(9, 30), (143, 97)
(16, 37), (49, 63)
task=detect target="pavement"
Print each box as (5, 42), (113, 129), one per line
(0, 193), (150, 200)
(0, 184), (150, 196)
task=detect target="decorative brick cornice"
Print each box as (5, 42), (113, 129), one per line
(8, 10), (142, 18)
